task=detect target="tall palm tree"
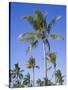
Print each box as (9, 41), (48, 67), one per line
(26, 56), (39, 86)
(9, 63), (24, 87)
(18, 9), (63, 85)
(48, 52), (56, 85)
(55, 70), (65, 85)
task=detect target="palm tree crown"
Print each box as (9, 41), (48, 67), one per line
(56, 70), (65, 85)
(9, 63), (24, 87)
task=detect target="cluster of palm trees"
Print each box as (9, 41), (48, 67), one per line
(9, 9), (65, 88)
(9, 63), (65, 88)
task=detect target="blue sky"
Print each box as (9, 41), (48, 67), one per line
(10, 2), (66, 84)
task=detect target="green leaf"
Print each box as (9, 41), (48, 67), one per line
(47, 16), (61, 33)
(20, 32), (38, 37)
(26, 40), (38, 55)
(35, 65), (40, 69)
(19, 74), (23, 79)
(49, 33), (64, 40)
(23, 10), (45, 31)
(35, 9), (44, 28)
(26, 64), (32, 69)
(44, 39), (50, 52)
(23, 16), (34, 24)
(18, 32), (41, 42)
(49, 52), (56, 64)
(18, 37), (35, 42)
(55, 16), (61, 20)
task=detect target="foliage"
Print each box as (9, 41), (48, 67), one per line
(56, 70), (65, 85)
(9, 63), (24, 88)
(23, 73), (31, 87)
(10, 9), (65, 88)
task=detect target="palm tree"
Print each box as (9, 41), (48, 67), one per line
(36, 79), (44, 86)
(18, 9), (63, 85)
(26, 56), (39, 86)
(9, 63), (24, 87)
(48, 52), (56, 85)
(43, 78), (54, 86)
(23, 73), (31, 87)
(47, 80), (53, 86)
(36, 78), (53, 86)
(55, 70), (65, 85)
(13, 81), (22, 88)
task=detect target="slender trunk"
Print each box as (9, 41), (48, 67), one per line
(17, 74), (19, 85)
(42, 40), (47, 85)
(29, 77), (30, 87)
(54, 63), (56, 85)
(33, 67), (35, 87)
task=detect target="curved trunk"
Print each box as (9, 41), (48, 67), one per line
(42, 40), (47, 85)
(33, 67), (35, 87)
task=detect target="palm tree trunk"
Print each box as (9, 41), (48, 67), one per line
(33, 67), (35, 87)
(54, 63), (56, 85)
(42, 40), (47, 85)
(29, 77), (30, 87)
(17, 74), (19, 85)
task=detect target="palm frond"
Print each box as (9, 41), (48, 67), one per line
(49, 33), (64, 40)
(23, 10), (48, 32)
(35, 9), (43, 18)
(33, 9), (45, 31)
(35, 65), (40, 69)
(47, 16), (61, 33)
(26, 64), (32, 69)
(20, 32), (38, 37)
(49, 52), (56, 64)
(23, 10), (44, 31)
(19, 74), (23, 79)
(23, 16), (34, 24)
(26, 40), (38, 55)
(35, 9), (44, 24)
(44, 39), (50, 52)
(18, 32), (41, 42)
(19, 37), (35, 42)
